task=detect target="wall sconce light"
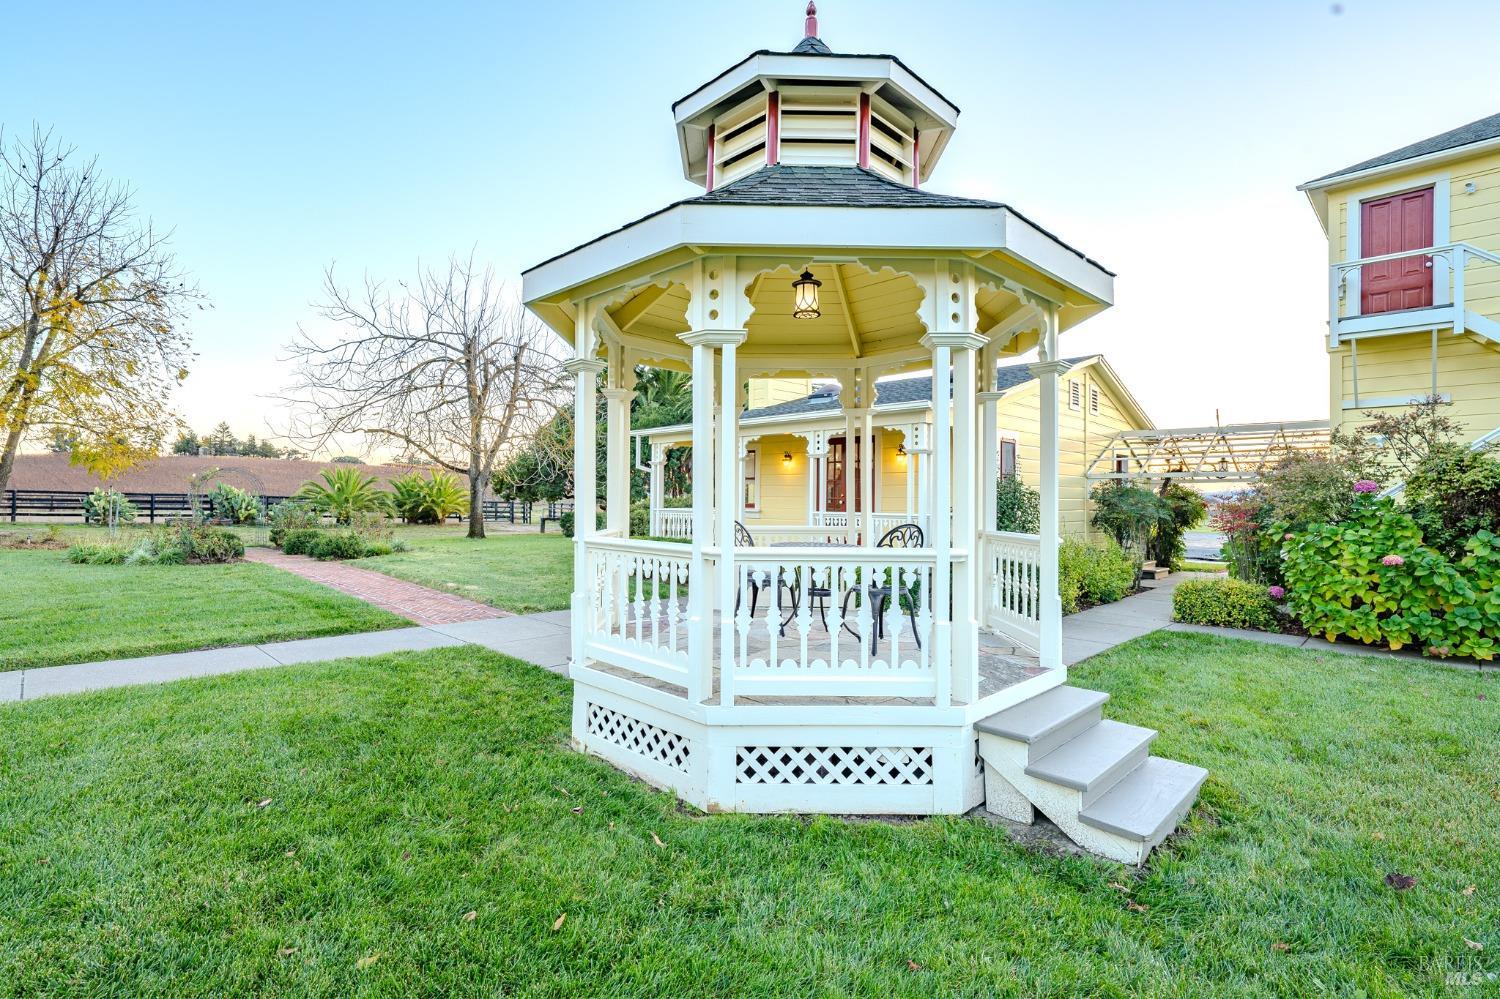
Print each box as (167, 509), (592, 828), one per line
(791, 269), (822, 319)
(782, 451), (794, 467)
(896, 443), (907, 464)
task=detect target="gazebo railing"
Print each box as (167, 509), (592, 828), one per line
(726, 545), (939, 699)
(583, 537), (702, 685)
(980, 530), (1042, 652)
(651, 508), (693, 538)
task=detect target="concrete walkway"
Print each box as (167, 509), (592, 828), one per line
(1060, 573), (1204, 665)
(0, 612), (573, 703)
(244, 548), (502, 626)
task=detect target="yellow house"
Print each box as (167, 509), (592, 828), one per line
(1299, 112), (1500, 445)
(640, 354), (1150, 541)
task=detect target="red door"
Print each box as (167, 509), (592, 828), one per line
(1361, 188), (1434, 314)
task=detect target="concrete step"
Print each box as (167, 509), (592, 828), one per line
(1140, 561), (1170, 580)
(1080, 756), (1208, 849)
(1025, 719), (1156, 807)
(975, 686), (1109, 761)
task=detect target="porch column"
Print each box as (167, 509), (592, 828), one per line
(899, 425), (915, 520)
(1030, 307), (1070, 672)
(908, 423), (931, 534)
(563, 350), (606, 668)
(978, 391), (1003, 532)
(811, 431), (828, 525)
(602, 380), (634, 536)
(839, 376), (859, 544)
(648, 443), (666, 534)
(921, 336), (953, 707)
(679, 331), (721, 702)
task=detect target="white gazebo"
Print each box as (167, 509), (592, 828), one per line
(522, 4), (1204, 863)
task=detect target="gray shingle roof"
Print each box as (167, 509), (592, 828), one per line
(740, 357), (1095, 422)
(791, 35), (832, 55)
(693, 164), (1001, 209)
(1305, 111), (1500, 186)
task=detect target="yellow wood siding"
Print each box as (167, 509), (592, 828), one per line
(747, 434), (808, 522)
(1000, 368), (1140, 538)
(747, 377), (813, 410)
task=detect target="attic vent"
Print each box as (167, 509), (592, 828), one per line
(1089, 385), (1100, 415)
(1069, 380), (1082, 411)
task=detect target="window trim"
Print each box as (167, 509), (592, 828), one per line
(998, 438), (1018, 478)
(742, 447), (760, 511)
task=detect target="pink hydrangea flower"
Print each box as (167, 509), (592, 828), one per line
(1382, 554), (1404, 567)
(1267, 586), (1285, 600)
(1353, 480), (1381, 494)
(1283, 533), (1294, 541)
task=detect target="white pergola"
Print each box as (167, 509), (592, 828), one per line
(1084, 420), (1333, 484)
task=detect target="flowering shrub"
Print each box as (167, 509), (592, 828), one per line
(1353, 480), (1381, 494)
(1281, 492), (1500, 660)
(1267, 585), (1285, 600)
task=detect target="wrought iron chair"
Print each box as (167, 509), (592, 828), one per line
(733, 521), (763, 619)
(848, 523), (925, 654)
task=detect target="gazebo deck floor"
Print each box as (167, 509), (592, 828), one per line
(587, 613), (1045, 707)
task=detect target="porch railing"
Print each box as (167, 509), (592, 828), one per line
(728, 546), (939, 698)
(649, 508), (928, 543)
(980, 530), (1042, 652)
(651, 508), (693, 538)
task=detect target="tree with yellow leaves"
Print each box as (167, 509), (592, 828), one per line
(0, 126), (203, 493)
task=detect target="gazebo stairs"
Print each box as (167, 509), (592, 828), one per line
(976, 685), (1206, 865)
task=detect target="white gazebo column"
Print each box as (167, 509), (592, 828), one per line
(679, 331), (722, 702)
(1030, 306), (1070, 672)
(921, 335), (954, 707)
(716, 333), (747, 706)
(936, 332), (985, 702)
(907, 422), (931, 533)
(839, 376), (860, 544)
(563, 336), (606, 669)
(859, 376), (876, 545)
(806, 432), (824, 525)
(601, 355), (635, 536)
(978, 340), (1001, 535)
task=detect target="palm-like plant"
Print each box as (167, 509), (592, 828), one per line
(294, 468), (390, 524)
(390, 470), (469, 524)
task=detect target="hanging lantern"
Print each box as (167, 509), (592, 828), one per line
(791, 269), (822, 319)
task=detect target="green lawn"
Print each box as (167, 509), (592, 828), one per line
(1178, 560), (1228, 573)
(0, 633), (1494, 996)
(357, 530), (573, 614)
(0, 549), (404, 670)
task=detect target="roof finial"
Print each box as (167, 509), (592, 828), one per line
(804, 1), (819, 39)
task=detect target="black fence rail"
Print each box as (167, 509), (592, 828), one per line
(4, 489), (573, 527)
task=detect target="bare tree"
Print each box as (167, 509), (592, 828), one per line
(0, 126), (201, 491)
(280, 254), (569, 539)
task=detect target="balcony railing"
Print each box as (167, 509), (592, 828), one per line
(980, 530), (1042, 652)
(651, 508), (929, 543)
(1329, 242), (1500, 345)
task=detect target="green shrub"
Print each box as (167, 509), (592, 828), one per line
(1172, 578), (1279, 631)
(1090, 482), (1169, 557)
(307, 531), (371, 561)
(82, 488), (136, 526)
(995, 476), (1040, 533)
(560, 511), (574, 538)
(1148, 482), (1206, 571)
(1057, 537), (1139, 614)
(630, 501), (650, 538)
(1405, 445), (1500, 559)
(181, 525), (244, 563)
(268, 501), (319, 547)
(65, 542), (127, 565)
(294, 468), (391, 524)
(281, 528), (325, 556)
(1282, 493), (1500, 660)
(124, 532), (187, 566)
(207, 482), (263, 525)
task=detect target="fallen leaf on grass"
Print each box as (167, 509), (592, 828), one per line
(1464, 938), (1484, 952)
(1384, 872), (1417, 891)
(463, 911), (477, 923)
(1371, 831), (1385, 841)
(571, 806), (584, 814)
(1125, 901), (1149, 913)
(283, 849), (296, 858)
(401, 851), (411, 861)
(906, 960), (922, 971)
(356, 952), (382, 969)
(1271, 942), (1289, 953)
(277, 947), (297, 957)
(255, 798), (273, 809)
(552, 913), (567, 932)
(651, 832), (665, 848)
(1106, 882), (1129, 893)
(1463, 884), (1477, 896)
(556, 786), (571, 797)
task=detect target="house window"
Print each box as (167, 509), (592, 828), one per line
(999, 439), (1018, 478)
(1068, 380), (1082, 411)
(1113, 450), (1130, 476)
(743, 448), (759, 510)
(1089, 385), (1100, 415)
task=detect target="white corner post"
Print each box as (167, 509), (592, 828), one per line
(860, 373), (876, 546)
(602, 346), (635, 537)
(648, 443), (666, 535)
(908, 422), (931, 533)
(921, 334), (954, 707)
(716, 333), (746, 706)
(807, 431), (827, 525)
(839, 376), (860, 544)
(564, 303), (606, 670)
(978, 339), (1001, 536)
(1030, 305), (1070, 672)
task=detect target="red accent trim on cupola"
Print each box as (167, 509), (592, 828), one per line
(705, 123), (716, 191)
(857, 92), (871, 169)
(766, 91), (781, 165)
(804, 1), (818, 39)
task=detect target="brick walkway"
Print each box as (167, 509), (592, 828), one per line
(244, 548), (504, 626)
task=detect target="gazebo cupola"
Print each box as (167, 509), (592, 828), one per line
(674, 2), (959, 191)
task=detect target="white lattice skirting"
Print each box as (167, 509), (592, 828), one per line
(571, 681), (990, 815)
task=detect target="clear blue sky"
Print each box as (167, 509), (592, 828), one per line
(5, 0), (1499, 447)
